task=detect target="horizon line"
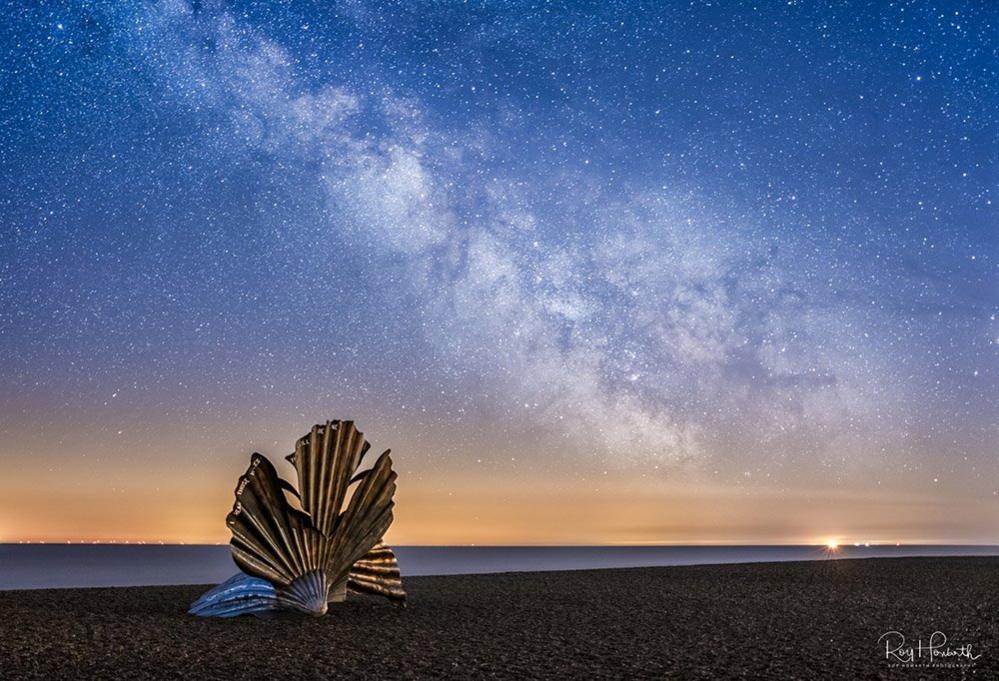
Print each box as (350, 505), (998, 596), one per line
(5, 541), (999, 548)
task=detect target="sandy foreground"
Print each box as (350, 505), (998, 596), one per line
(0, 557), (996, 679)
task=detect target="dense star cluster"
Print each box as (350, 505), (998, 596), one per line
(0, 1), (995, 543)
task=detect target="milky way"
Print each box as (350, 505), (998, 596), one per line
(1, 2), (996, 543)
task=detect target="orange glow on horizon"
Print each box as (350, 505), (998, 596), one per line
(2, 419), (998, 547)
(3, 467), (999, 546)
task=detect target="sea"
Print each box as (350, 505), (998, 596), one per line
(2, 544), (998, 590)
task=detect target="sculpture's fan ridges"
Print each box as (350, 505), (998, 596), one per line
(188, 573), (282, 618)
(348, 542), (407, 604)
(191, 419), (407, 618)
(327, 451), (397, 585)
(226, 454), (328, 587)
(291, 420), (370, 536)
(277, 570), (329, 616)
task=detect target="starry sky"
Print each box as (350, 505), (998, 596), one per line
(1, 1), (996, 545)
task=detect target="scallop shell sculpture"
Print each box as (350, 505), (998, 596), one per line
(189, 420), (406, 617)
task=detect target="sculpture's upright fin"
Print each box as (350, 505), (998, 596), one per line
(327, 449), (397, 586)
(287, 421), (370, 536)
(347, 541), (407, 604)
(226, 453), (328, 588)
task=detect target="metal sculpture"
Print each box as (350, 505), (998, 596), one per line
(189, 420), (406, 617)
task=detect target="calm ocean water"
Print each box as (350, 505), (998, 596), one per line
(2, 544), (998, 590)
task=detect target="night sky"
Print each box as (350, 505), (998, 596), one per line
(1, 1), (996, 545)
